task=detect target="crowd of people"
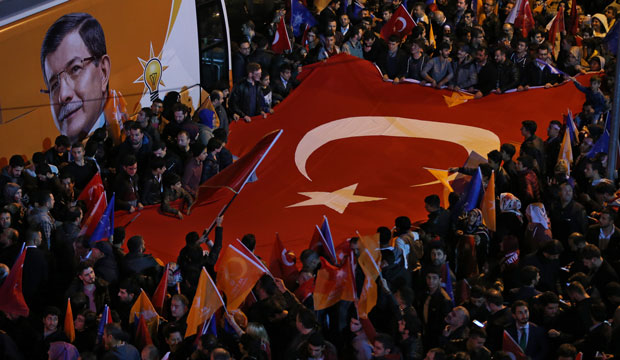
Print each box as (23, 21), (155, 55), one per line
(2, 0), (620, 359)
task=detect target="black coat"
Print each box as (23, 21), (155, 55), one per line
(477, 59), (520, 95)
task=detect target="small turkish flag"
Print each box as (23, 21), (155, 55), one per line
(380, 4), (416, 41)
(272, 17), (292, 54)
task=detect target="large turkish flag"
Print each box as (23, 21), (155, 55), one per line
(118, 54), (590, 264)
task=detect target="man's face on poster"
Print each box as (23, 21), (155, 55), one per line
(44, 31), (110, 141)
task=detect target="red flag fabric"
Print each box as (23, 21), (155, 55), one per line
(269, 233), (299, 282)
(135, 315), (153, 350)
(271, 17), (292, 54)
(80, 191), (107, 237)
(77, 173), (105, 211)
(152, 264), (169, 314)
(64, 298), (75, 343)
(380, 4), (416, 40)
(313, 257), (356, 310)
(308, 224), (337, 264)
(196, 129), (282, 206)
(502, 330), (527, 360)
(506, 0), (535, 37)
(113, 54), (592, 267)
(0, 245), (28, 317)
(567, 0), (579, 35)
(547, 4), (565, 60)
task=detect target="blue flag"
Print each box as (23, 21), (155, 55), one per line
(587, 130), (610, 158)
(97, 304), (111, 340)
(291, 0), (318, 37)
(89, 194), (115, 247)
(564, 109), (579, 144)
(320, 216), (337, 263)
(605, 111), (612, 133)
(604, 22), (620, 55)
(462, 168), (483, 212)
(444, 261), (455, 304)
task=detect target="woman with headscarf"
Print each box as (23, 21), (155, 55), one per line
(494, 193), (525, 255)
(459, 208), (490, 270)
(592, 13), (609, 37)
(523, 202), (553, 255)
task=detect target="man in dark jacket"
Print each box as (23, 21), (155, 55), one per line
(229, 62), (266, 122)
(520, 44), (562, 89)
(476, 46), (519, 97)
(113, 155), (142, 212)
(121, 235), (162, 280)
(66, 263), (111, 314)
(140, 156), (166, 206)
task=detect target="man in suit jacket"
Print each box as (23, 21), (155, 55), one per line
(272, 63), (294, 104)
(505, 300), (548, 360)
(585, 208), (620, 267)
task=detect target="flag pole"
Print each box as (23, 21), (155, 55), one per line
(203, 130), (283, 237)
(608, 32), (620, 178)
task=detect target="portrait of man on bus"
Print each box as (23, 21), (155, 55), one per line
(41, 12), (124, 143)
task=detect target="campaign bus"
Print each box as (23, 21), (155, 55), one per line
(0, 0), (234, 161)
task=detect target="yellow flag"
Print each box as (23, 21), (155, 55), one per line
(424, 167), (454, 206)
(358, 233), (381, 265)
(186, 267), (226, 337)
(428, 22), (436, 49)
(481, 171), (496, 231)
(557, 128), (573, 175)
(129, 289), (160, 336)
(358, 276), (378, 319)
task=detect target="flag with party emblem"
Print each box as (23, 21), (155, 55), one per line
(89, 193), (115, 247)
(129, 289), (159, 336)
(186, 267), (226, 337)
(215, 245), (266, 310)
(313, 257), (356, 310)
(481, 170), (496, 231)
(357, 248), (381, 318)
(587, 130), (610, 158)
(558, 126), (574, 174)
(272, 17), (292, 54)
(97, 304), (112, 340)
(291, 0), (318, 37)
(380, 5), (416, 40)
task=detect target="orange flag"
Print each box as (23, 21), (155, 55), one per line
(152, 264), (169, 314)
(64, 298), (75, 343)
(358, 276), (378, 319)
(558, 127), (573, 174)
(135, 315), (153, 350)
(481, 170), (496, 231)
(215, 244), (266, 310)
(314, 257), (356, 310)
(129, 289), (159, 336)
(357, 247), (382, 318)
(186, 267), (226, 337)
(357, 232), (381, 266)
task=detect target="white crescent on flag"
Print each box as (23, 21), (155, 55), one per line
(395, 17), (407, 32)
(294, 116), (500, 182)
